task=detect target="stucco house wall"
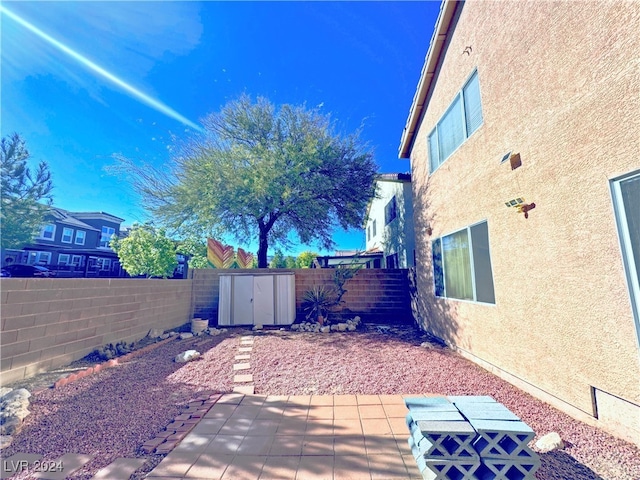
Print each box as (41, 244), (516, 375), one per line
(402, 0), (640, 444)
(365, 177), (416, 268)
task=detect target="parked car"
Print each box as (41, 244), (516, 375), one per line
(2, 264), (56, 277)
(0, 268), (10, 277)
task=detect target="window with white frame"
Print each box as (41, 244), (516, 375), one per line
(96, 258), (111, 270)
(385, 196), (397, 225)
(100, 226), (115, 248)
(75, 230), (86, 245)
(428, 70), (483, 173)
(38, 224), (56, 240)
(71, 255), (83, 266)
(432, 220), (495, 304)
(27, 251), (52, 265)
(58, 254), (70, 265)
(61, 227), (74, 243)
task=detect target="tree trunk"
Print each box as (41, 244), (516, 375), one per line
(257, 227), (269, 268)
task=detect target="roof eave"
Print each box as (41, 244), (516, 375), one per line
(398, 0), (462, 159)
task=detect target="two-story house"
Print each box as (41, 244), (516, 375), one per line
(364, 173), (415, 268)
(399, 0), (639, 444)
(5, 208), (125, 277)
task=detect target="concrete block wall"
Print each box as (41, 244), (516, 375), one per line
(1, 278), (193, 384)
(190, 268), (413, 324)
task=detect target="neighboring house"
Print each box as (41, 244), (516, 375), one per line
(314, 249), (384, 269)
(364, 173), (415, 268)
(399, 0), (639, 445)
(3, 208), (124, 277)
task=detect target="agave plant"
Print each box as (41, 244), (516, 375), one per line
(302, 285), (336, 323)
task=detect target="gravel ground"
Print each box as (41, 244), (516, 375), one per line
(2, 324), (640, 480)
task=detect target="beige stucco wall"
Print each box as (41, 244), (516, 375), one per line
(408, 1), (640, 443)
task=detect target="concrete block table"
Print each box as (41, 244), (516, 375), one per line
(405, 396), (540, 480)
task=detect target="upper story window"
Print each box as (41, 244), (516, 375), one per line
(428, 70), (483, 173)
(75, 230), (86, 245)
(367, 226), (371, 242)
(61, 227), (74, 243)
(38, 224), (56, 241)
(100, 226), (115, 248)
(385, 196), (397, 225)
(372, 219), (377, 237)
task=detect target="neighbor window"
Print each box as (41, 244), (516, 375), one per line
(432, 220), (495, 304)
(96, 258), (111, 270)
(372, 219), (377, 237)
(367, 226), (371, 242)
(61, 227), (73, 243)
(71, 255), (82, 266)
(39, 224), (56, 240)
(27, 251), (51, 265)
(385, 196), (397, 225)
(428, 70), (483, 173)
(75, 230), (86, 245)
(100, 226), (115, 247)
(58, 254), (70, 265)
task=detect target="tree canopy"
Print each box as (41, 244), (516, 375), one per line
(113, 95), (378, 267)
(110, 224), (178, 278)
(1, 133), (53, 249)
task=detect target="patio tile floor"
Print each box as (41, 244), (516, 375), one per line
(145, 394), (436, 479)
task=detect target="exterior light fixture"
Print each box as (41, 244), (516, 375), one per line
(505, 197), (536, 218)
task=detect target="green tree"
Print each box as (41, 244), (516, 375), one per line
(110, 224), (177, 278)
(1, 133), (53, 249)
(296, 250), (319, 268)
(177, 237), (209, 268)
(112, 94), (378, 267)
(269, 249), (286, 268)
(284, 255), (297, 269)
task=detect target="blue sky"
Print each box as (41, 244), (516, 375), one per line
(1, 1), (440, 256)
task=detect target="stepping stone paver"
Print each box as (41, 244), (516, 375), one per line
(90, 457), (146, 480)
(233, 362), (251, 370)
(1, 453), (42, 479)
(235, 354), (251, 360)
(34, 453), (93, 480)
(239, 347), (253, 352)
(234, 373), (254, 383)
(233, 385), (255, 394)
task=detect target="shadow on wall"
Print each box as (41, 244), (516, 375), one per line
(382, 193), (406, 267)
(409, 176), (461, 347)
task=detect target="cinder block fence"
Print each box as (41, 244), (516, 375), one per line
(1, 269), (412, 383)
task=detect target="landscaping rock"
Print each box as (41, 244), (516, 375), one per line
(347, 324), (356, 331)
(331, 325), (339, 331)
(179, 332), (194, 340)
(535, 432), (565, 453)
(0, 388), (13, 400)
(337, 323), (348, 331)
(160, 333), (171, 340)
(290, 324), (300, 330)
(0, 435), (12, 449)
(320, 326), (330, 333)
(147, 328), (164, 339)
(175, 350), (201, 363)
(0, 388), (31, 437)
(253, 324), (263, 331)
(0, 416), (23, 436)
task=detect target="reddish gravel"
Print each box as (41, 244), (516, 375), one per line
(2, 333), (237, 480)
(250, 327), (640, 480)
(3, 325), (639, 480)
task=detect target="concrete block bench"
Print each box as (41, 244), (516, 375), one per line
(405, 396), (540, 480)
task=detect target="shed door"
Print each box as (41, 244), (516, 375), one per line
(253, 275), (275, 325)
(232, 275), (254, 325)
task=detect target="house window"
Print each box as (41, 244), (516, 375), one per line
(386, 253), (399, 269)
(428, 70), (483, 173)
(385, 196), (397, 225)
(27, 251), (52, 265)
(38, 224), (56, 240)
(58, 254), (70, 265)
(367, 226), (371, 242)
(75, 230), (86, 245)
(61, 227), (74, 243)
(611, 170), (640, 346)
(71, 255), (83, 266)
(372, 219), (377, 237)
(432, 220), (495, 304)
(96, 258), (111, 271)
(100, 226), (115, 248)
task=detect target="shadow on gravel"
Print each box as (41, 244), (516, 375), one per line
(537, 450), (605, 480)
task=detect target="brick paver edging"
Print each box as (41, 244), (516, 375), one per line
(51, 337), (176, 391)
(140, 393), (223, 454)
